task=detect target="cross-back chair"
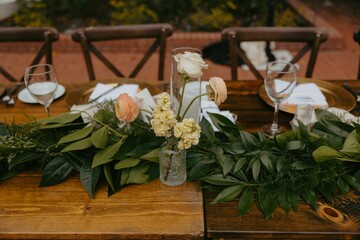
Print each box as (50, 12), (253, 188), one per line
(353, 28), (360, 80)
(221, 27), (328, 80)
(71, 23), (174, 81)
(0, 27), (59, 82)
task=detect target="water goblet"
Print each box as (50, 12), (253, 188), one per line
(261, 61), (298, 136)
(24, 64), (59, 116)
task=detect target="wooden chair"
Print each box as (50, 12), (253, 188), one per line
(0, 27), (59, 82)
(221, 27), (328, 80)
(71, 23), (174, 81)
(353, 28), (360, 80)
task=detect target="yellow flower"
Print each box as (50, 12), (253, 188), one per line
(174, 118), (201, 150)
(151, 93), (176, 137)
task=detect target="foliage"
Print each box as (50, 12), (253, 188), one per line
(0, 0), (310, 31)
(187, 110), (360, 219)
(0, 107), (359, 218)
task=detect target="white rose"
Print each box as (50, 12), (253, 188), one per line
(174, 51), (208, 78)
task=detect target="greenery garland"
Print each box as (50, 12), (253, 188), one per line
(0, 104), (359, 219)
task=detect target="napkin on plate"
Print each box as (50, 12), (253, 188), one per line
(281, 82), (328, 109)
(201, 99), (237, 131)
(88, 83), (139, 103)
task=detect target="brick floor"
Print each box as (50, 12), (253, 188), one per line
(0, 0), (359, 84)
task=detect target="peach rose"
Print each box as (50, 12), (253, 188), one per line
(206, 77), (227, 105)
(115, 93), (140, 122)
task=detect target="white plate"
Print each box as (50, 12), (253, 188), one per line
(18, 84), (66, 104)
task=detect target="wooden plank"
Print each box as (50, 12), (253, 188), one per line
(0, 173), (204, 239)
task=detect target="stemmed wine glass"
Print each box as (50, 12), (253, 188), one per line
(261, 61), (298, 136)
(24, 64), (59, 116)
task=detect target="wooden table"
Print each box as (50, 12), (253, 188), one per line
(208, 80), (360, 239)
(0, 79), (204, 240)
(1, 78), (360, 239)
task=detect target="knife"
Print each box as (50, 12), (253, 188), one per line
(343, 83), (360, 102)
(88, 83), (122, 103)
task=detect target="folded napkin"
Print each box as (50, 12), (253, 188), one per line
(88, 83), (139, 103)
(281, 82), (328, 109)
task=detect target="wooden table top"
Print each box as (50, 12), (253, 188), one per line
(0, 78), (203, 240)
(1, 78), (360, 239)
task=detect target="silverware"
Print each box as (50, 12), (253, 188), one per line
(88, 83), (122, 103)
(343, 83), (360, 102)
(3, 83), (23, 105)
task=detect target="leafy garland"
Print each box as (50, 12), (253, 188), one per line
(0, 103), (359, 219)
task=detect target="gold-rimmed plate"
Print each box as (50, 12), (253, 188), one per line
(259, 78), (356, 114)
(66, 78), (164, 108)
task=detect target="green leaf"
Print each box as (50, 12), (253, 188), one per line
(63, 151), (90, 172)
(233, 157), (247, 173)
(252, 159), (260, 181)
(58, 125), (94, 145)
(39, 155), (73, 187)
(312, 146), (344, 163)
(342, 174), (360, 191)
(240, 131), (259, 150)
(287, 190), (300, 212)
(301, 188), (317, 209)
(257, 186), (278, 219)
(211, 145), (233, 176)
(278, 184), (291, 215)
(8, 151), (43, 170)
(208, 112), (237, 132)
(92, 139), (125, 168)
(201, 174), (243, 186)
(237, 187), (254, 216)
(90, 126), (108, 149)
(337, 177), (351, 194)
(200, 117), (216, 141)
(114, 158), (141, 170)
(61, 137), (93, 152)
(0, 123), (10, 136)
(139, 148), (160, 162)
(37, 112), (81, 125)
(80, 159), (101, 198)
(260, 151), (273, 171)
(103, 164), (115, 192)
(121, 163), (151, 185)
(291, 161), (308, 170)
(211, 184), (245, 204)
(93, 109), (116, 123)
(286, 140), (305, 151)
(276, 156), (285, 172)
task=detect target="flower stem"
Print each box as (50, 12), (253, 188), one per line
(180, 93), (207, 121)
(175, 74), (190, 120)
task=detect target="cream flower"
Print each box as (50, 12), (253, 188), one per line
(174, 51), (208, 78)
(151, 93), (176, 137)
(174, 118), (201, 150)
(206, 77), (227, 105)
(115, 93), (140, 122)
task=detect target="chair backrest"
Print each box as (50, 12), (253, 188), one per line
(71, 23), (174, 81)
(0, 27), (59, 82)
(221, 27), (328, 80)
(353, 28), (360, 80)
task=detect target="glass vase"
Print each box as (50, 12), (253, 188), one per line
(170, 47), (202, 122)
(159, 137), (186, 186)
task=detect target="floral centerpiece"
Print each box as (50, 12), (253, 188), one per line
(0, 49), (359, 219)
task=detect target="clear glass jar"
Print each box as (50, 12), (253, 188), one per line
(159, 137), (186, 186)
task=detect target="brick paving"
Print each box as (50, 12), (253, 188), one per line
(0, 0), (359, 84)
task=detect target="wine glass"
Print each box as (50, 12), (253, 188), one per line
(24, 64), (59, 116)
(261, 61), (298, 136)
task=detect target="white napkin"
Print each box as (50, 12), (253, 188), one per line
(282, 82), (328, 109)
(136, 88), (156, 123)
(88, 83), (139, 102)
